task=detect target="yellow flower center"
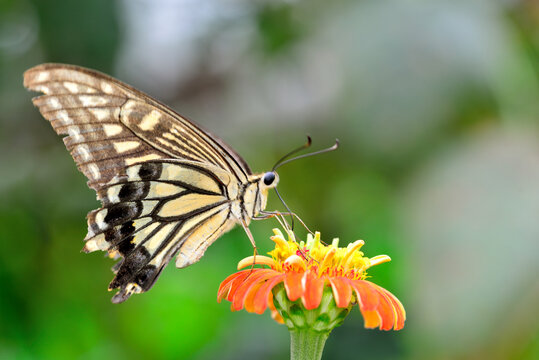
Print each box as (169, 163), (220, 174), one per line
(237, 229), (391, 281)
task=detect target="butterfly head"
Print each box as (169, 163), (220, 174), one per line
(248, 171), (279, 217)
(261, 171), (279, 189)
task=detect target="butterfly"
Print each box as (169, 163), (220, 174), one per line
(23, 63), (285, 303)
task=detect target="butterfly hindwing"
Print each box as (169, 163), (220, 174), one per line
(108, 201), (234, 303)
(81, 160), (238, 302)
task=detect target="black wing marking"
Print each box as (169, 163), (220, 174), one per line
(82, 160), (238, 302)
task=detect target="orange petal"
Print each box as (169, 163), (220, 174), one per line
(348, 279), (379, 311)
(217, 270), (246, 298)
(232, 269), (277, 311)
(374, 287), (395, 330)
(328, 277), (352, 308)
(217, 270), (251, 302)
(252, 274), (285, 314)
(225, 271), (255, 302)
(360, 309), (381, 329)
(217, 281), (233, 303)
(377, 286), (406, 330)
(284, 271), (304, 301)
(301, 272), (325, 310)
(244, 281), (267, 313)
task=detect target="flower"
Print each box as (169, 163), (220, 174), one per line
(217, 229), (405, 332)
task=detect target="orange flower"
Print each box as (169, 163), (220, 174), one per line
(218, 229), (405, 331)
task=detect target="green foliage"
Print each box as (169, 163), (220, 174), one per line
(256, 3), (302, 56)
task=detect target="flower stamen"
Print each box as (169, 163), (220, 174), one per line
(320, 247), (336, 273)
(341, 240), (365, 269)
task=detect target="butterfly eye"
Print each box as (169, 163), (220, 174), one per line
(263, 172), (276, 186)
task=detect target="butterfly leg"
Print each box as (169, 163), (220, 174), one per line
(256, 210), (314, 235)
(241, 219), (258, 273)
(253, 211), (291, 233)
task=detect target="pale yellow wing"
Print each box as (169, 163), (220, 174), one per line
(24, 63), (251, 190)
(24, 64), (253, 302)
(84, 160), (240, 303)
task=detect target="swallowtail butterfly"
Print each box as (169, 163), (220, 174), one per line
(24, 64), (281, 303)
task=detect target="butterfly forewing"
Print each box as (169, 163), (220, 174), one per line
(24, 64), (259, 302)
(24, 64), (251, 185)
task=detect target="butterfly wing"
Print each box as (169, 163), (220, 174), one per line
(88, 160), (237, 303)
(24, 63), (251, 188)
(24, 63), (250, 302)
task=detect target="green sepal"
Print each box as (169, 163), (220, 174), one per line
(272, 283), (351, 333)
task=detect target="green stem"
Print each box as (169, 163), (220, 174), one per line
(290, 329), (329, 360)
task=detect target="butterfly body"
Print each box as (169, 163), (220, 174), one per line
(24, 64), (278, 302)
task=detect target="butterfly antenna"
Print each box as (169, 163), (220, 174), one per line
(270, 138), (339, 231)
(272, 136), (312, 171)
(273, 139), (339, 171)
(274, 187), (295, 231)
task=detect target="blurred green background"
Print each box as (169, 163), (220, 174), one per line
(1, 0), (538, 359)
